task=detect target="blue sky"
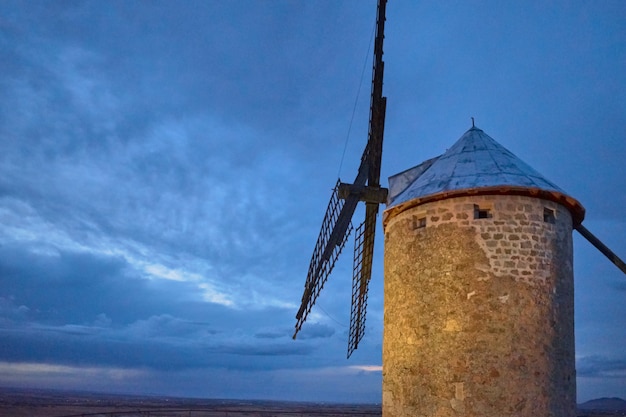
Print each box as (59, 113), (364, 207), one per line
(0, 0), (625, 403)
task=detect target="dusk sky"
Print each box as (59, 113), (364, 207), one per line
(1, 0), (625, 404)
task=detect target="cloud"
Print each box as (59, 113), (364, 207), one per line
(0, 3), (359, 348)
(0, 297), (31, 326)
(0, 362), (148, 387)
(349, 365), (383, 372)
(0, 319), (312, 372)
(123, 315), (217, 339)
(0, 243), (319, 373)
(577, 355), (626, 378)
(254, 328), (291, 340)
(296, 323), (336, 340)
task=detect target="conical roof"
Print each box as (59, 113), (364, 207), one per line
(385, 126), (585, 224)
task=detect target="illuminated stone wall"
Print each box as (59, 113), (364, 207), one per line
(382, 194), (576, 417)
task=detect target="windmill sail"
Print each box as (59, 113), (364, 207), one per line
(293, 0), (388, 354)
(348, 204), (377, 358)
(294, 180), (355, 334)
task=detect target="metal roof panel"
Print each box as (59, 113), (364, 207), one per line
(388, 127), (567, 207)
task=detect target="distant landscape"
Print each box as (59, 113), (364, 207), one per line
(0, 387), (624, 417)
(0, 387), (380, 417)
(578, 397), (626, 417)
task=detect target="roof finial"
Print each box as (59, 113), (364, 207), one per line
(471, 117), (475, 128)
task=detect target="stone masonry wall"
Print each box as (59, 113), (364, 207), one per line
(382, 194), (575, 417)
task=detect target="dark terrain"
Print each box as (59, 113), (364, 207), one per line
(1, 387), (625, 416)
(0, 387), (381, 416)
(578, 397), (626, 417)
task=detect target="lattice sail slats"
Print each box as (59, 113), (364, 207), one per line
(294, 181), (354, 338)
(347, 207), (376, 358)
(293, 0), (388, 354)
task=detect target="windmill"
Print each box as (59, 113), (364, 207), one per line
(293, 0), (388, 358)
(292, 0), (626, 414)
(380, 125), (626, 416)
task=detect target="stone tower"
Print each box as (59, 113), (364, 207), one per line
(381, 126), (585, 417)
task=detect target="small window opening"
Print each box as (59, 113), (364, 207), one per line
(544, 207), (556, 224)
(412, 216), (426, 230)
(474, 204), (492, 219)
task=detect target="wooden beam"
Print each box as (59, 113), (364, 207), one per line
(576, 223), (626, 274)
